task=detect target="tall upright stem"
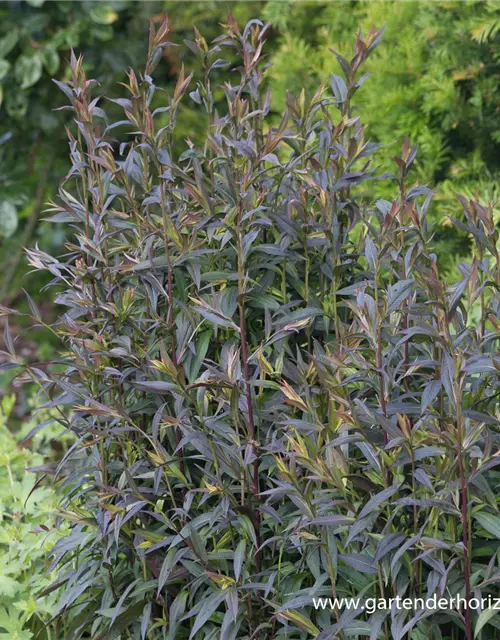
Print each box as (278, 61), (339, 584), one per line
(374, 275), (388, 447)
(161, 195), (184, 478)
(456, 383), (472, 640)
(236, 212), (261, 572)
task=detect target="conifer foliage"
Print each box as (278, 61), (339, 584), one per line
(6, 14), (500, 640)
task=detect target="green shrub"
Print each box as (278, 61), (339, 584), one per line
(5, 14), (500, 640)
(264, 0), (500, 275)
(0, 394), (70, 640)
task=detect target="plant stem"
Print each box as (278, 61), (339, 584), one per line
(161, 194), (184, 479)
(456, 385), (472, 640)
(236, 213), (261, 573)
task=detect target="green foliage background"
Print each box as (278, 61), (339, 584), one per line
(264, 0), (500, 273)
(0, 394), (70, 640)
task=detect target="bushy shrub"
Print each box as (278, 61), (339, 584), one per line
(4, 14), (500, 640)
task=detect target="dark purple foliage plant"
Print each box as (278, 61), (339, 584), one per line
(3, 13), (500, 640)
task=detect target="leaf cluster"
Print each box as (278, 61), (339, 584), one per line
(0, 394), (71, 640)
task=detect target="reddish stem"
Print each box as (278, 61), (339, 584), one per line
(162, 204), (184, 478)
(237, 224), (262, 573)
